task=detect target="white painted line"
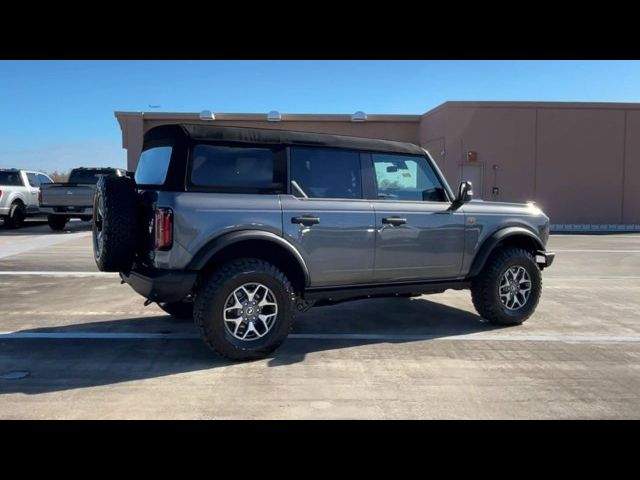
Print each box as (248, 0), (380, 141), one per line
(0, 231), (91, 260)
(553, 249), (640, 253)
(1, 331), (640, 344)
(290, 333), (640, 343)
(0, 271), (117, 277)
(550, 234), (640, 237)
(0, 272), (638, 281)
(545, 276), (640, 280)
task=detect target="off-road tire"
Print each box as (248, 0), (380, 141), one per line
(471, 247), (542, 325)
(194, 258), (295, 361)
(4, 202), (26, 229)
(47, 215), (67, 231)
(158, 301), (194, 320)
(92, 175), (138, 272)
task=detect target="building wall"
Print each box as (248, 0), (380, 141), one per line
(117, 114), (420, 171)
(624, 111), (640, 223)
(116, 102), (640, 225)
(421, 102), (640, 225)
(535, 108), (625, 224)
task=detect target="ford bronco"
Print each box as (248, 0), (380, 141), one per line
(92, 124), (555, 360)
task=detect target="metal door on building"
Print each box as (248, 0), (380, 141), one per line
(460, 164), (483, 199)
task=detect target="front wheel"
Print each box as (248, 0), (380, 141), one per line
(471, 247), (542, 325)
(194, 259), (295, 361)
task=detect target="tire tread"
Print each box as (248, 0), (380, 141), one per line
(193, 258), (294, 360)
(471, 247), (542, 325)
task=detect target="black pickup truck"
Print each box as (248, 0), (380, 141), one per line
(39, 167), (127, 230)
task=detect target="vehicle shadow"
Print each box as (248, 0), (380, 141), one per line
(0, 297), (511, 395)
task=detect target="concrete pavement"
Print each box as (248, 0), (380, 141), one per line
(1, 220), (639, 419)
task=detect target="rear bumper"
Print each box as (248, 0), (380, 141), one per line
(40, 206), (93, 216)
(120, 268), (197, 303)
(536, 250), (555, 269)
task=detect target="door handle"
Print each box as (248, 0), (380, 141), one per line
(291, 215), (320, 226)
(382, 217), (407, 226)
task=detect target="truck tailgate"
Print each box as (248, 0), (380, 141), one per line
(40, 184), (96, 207)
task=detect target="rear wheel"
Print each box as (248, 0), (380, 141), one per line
(47, 215), (67, 231)
(93, 175), (138, 272)
(158, 301), (194, 320)
(4, 202), (25, 229)
(471, 247), (542, 325)
(194, 258), (295, 361)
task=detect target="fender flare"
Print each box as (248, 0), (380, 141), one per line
(468, 226), (545, 278)
(187, 230), (311, 287)
(8, 192), (26, 206)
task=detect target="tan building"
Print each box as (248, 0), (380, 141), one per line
(115, 101), (640, 230)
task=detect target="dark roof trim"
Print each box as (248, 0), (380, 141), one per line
(144, 123), (424, 155)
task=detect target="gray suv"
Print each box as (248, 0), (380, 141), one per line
(92, 124), (555, 360)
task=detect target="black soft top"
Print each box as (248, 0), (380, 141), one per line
(144, 123), (424, 155)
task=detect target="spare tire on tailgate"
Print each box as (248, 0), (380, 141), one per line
(93, 175), (139, 272)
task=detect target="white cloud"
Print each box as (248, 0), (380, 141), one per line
(0, 141), (127, 174)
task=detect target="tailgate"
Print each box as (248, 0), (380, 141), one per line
(40, 184), (96, 207)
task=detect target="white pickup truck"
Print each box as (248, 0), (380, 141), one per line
(39, 167), (127, 230)
(0, 169), (53, 228)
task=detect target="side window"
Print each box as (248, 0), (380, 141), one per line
(190, 144), (276, 191)
(38, 174), (52, 184)
(135, 146), (173, 185)
(290, 147), (362, 199)
(372, 154), (447, 202)
(26, 173), (40, 187)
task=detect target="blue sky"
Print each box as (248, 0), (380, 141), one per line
(2, 60), (640, 172)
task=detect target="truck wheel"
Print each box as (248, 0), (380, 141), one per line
(158, 301), (194, 320)
(47, 215), (67, 231)
(93, 175), (138, 272)
(194, 258), (295, 361)
(471, 247), (542, 325)
(4, 202), (25, 229)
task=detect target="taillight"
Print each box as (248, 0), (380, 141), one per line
(0, 189), (3, 200)
(154, 208), (173, 250)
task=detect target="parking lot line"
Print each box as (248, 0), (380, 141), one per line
(0, 231), (91, 260)
(553, 249), (640, 253)
(2, 331), (640, 343)
(0, 271), (118, 276)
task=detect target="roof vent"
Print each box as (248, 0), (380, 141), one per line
(267, 110), (282, 122)
(352, 111), (367, 122)
(199, 110), (215, 120)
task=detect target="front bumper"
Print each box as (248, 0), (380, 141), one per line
(120, 268), (197, 303)
(536, 250), (555, 269)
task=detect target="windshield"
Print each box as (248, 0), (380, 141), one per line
(0, 171), (23, 186)
(68, 169), (116, 184)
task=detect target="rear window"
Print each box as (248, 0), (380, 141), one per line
(38, 174), (52, 185)
(69, 169), (118, 184)
(0, 171), (23, 186)
(135, 147), (173, 185)
(190, 144), (275, 189)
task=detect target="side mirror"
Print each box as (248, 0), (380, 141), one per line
(458, 181), (473, 203)
(450, 181), (473, 210)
